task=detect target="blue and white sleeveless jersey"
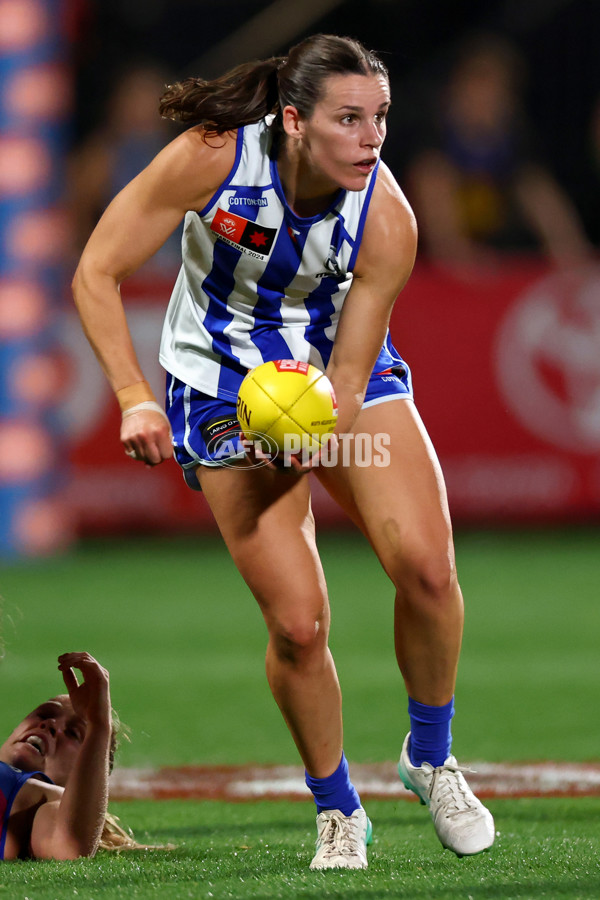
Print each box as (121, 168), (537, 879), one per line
(159, 118), (405, 401)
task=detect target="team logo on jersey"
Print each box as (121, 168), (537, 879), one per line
(318, 244), (344, 280)
(211, 208), (276, 257)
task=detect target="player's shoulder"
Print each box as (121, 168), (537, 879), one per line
(143, 126), (239, 209)
(371, 161), (416, 226)
(151, 126), (237, 177)
(360, 161), (417, 256)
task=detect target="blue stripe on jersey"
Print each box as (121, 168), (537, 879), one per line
(332, 212), (356, 257)
(198, 236), (241, 357)
(216, 361), (247, 399)
(302, 216), (347, 365)
(302, 279), (340, 367)
(199, 181), (269, 394)
(348, 159), (380, 270)
(250, 221), (312, 361)
(195, 124), (267, 386)
(188, 129), (256, 370)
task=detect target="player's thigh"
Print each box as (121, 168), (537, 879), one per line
(316, 399), (455, 577)
(199, 464), (328, 626)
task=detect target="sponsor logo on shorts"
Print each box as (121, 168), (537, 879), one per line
(376, 366), (405, 386)
(211, 208), (276, 258)
(203, 416), (240, 442)
(202, 416), (243, 458)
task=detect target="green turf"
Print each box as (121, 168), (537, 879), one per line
(0, 528), (600, 765)
(2, 798), (600, 898)
(2, 528), (600, 896)
(1, 526), (599, 766)
(452, 527), (600, 762)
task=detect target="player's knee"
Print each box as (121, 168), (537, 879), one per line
(414, 554), (457, 604)
(269, 613), (326, 665)
(389, 543), (458, 610)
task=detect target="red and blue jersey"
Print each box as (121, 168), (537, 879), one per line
(1, 761), (52, 860)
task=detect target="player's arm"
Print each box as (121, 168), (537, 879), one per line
(29, 653), (112, 860)
(326, 162), (418, 435)
(71, 127), (238, 465)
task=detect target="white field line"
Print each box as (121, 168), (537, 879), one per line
(109, 761), (600, 801)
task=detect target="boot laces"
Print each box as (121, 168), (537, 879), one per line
(430, 763), (480, 819)
(318, 813), (361, 859)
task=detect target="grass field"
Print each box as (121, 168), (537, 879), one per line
(1, 526), (599, 766)
(3, 798), (600, 898)
(1, 525), (600, 896)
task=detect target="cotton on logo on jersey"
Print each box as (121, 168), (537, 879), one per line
(211, 208), (277, 258)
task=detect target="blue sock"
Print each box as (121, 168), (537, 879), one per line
(305, 752), (361, 816)
(408, 696), (455, 768)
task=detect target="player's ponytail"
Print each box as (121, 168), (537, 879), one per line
(159, 34), (388, 137)
(99, 810), (175, 852)
(159, 57), (283, 133)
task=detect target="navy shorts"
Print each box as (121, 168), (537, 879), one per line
(166, 363), (412, 490)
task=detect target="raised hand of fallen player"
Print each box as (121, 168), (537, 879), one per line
(58, 652), (111, 729)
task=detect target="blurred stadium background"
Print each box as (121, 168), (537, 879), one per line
(1, 0), (599, 556)
(0, 0), (599, 767)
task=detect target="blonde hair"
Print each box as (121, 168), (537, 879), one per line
(99, 811), (174, 853)
(47, 697), (170, 853)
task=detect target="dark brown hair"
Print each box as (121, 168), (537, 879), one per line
(159, 33), (388, 135)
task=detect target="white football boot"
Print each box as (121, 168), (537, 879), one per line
(309, 807), (372, 870)
(398, 733), (495, 857)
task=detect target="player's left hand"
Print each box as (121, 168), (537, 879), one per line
(286, 433), (339, 474)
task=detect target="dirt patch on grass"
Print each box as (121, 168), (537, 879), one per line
(109, 761), (600, 801)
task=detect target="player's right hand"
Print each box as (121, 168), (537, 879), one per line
(120, 409), (173, 466)
(57, 651), (111, 729)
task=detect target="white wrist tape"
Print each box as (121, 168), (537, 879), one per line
(121, 401), (169, 421)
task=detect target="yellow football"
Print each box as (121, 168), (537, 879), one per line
(236, 360), (338, 457)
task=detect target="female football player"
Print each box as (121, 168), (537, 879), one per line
(72, 34), (494, 869)
(0, 652), (138, 859)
